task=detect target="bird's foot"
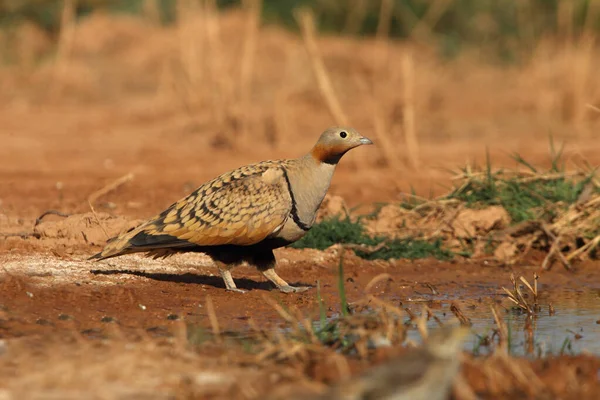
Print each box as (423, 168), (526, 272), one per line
(278, 285), (311, 294)
(260, 268), (310, 293)
(226, 288), (247, 294)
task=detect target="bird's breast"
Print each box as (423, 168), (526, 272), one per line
(288, 161), (336, 225)
(274, 218), (310, 243)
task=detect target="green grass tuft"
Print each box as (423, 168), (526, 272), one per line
(357, 238), (453, 261)
(291, 217), (454, 261)
(452, 173), (592, 223)
(291, 217), (368, 250)
(337, 254), (349, 317)
(447, 140), (597, 223)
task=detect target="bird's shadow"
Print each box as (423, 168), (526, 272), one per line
(90, 269), (308, 292)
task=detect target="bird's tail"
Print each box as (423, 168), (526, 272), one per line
(89, 218), (195, 261)
(88, 223), (147, 261)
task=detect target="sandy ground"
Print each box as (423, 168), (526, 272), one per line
(1, 233), (600, 399)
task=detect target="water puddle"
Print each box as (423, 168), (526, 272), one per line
(402, 288), (600, 356)
(305, 285), (600, 356)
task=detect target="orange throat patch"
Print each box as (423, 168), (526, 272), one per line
(311, 143), (346, 164)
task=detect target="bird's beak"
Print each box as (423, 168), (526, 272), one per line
(359, 136), (373, 145)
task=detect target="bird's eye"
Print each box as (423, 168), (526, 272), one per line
(339, 131), (347, 138)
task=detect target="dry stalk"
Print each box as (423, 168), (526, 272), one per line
(87, 173), (135, 206)
(402, 48), (420, 169)
(272, 87), (291, 149)
(411, 0), (453, 42)
(376, 0), (393, 40)
(566, 234), (600, 261)
(490, 305), (508, 354)
(343, 0), (368, 35)
(203, 0), (231, 131)
(331, 353), (352, 381)
(571, 156), (600, 187)
(502, 273), (541, 318)
(393, 0), (450, 44)
(524, 315), (535, 356)
(566, 36), (596, 128)
(295, 9), (349, 126)
(176, 0), (202, 88)
(205, 295), (222, 343)
(423, 305), (444, 327)
(87, 202), (110, 240)
(557, 0), (574, 44)
(452, 373), (479, 400)
(342, 241), (386, 254)
(450, 302), (473, 326)
(343, 296), (406, 348)
(515, 0), (535, 49)
(296, 309), (320, 345)
(519, 274), (538, 303)
(52, 0), (77, 96)
(261, 293), (322, 344)
(353, 74), (401, 168)
(415, 305), (429, 339)
(575, 181), (596, 205)
(502, 276), (529, 313)
(364, 273), (393, 293)
(582, 1), (600, 33)
(261, 294), (296, 325)
(86, 173), (134, 240)
(239, 0), (262, 138)
(143, 0), (161, 25)
(495, 352), (546, 396)
(540, 224), (571, 271)
(170, 318), (190, 350)
(514, 171), (584, 183)
(541, 236), (560, 271)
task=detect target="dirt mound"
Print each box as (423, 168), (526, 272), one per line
(34, 212), (142, 246)
(316, 194), (348, 222)
(364, 203), (450, 238)
(450, 206), (510, 238)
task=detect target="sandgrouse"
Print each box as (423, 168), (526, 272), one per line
(310, 324), (469, 400)
(90, 127), (372, 293)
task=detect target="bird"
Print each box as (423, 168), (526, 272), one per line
(312, 324), (470, 400)
(89, 127), (372, 294)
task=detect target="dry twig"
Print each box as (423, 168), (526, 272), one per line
(402, 48), (420, 169)
(295, 9), (349, 126)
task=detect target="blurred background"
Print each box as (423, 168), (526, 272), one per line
(1, 0), (599, 217)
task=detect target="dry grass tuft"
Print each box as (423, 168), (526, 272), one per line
(360, 151), (600, 267)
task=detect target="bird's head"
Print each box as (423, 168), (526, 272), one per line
(311, 127), (373, 164)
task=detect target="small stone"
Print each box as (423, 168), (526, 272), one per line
(167, 314), (179, 320)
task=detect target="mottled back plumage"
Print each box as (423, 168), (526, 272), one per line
(92, 161), (294, 259)
(90, 127), (373, 293)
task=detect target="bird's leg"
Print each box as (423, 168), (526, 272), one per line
(214, 261), (246, 294)
(254, 250), (311, 294)
(218, 268), (246, 293)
